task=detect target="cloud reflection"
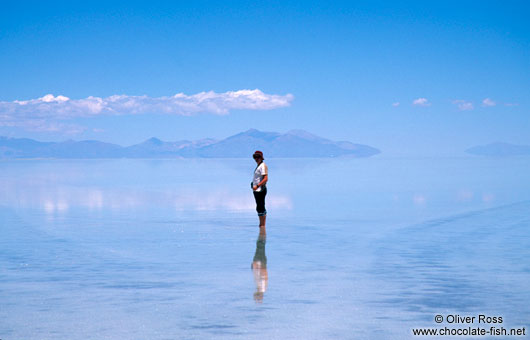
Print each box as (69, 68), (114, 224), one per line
(412, 194), (426, 206)
(0, 177), (292, 213)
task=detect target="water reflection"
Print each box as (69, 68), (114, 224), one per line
(0, 174), (292, 213)
(370, 201), (530, 320)
(251, 230), (268, 303)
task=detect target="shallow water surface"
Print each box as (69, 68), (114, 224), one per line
(1, 157), (529, 339)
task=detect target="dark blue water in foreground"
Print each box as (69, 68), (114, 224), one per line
(1, 157), (529, 339)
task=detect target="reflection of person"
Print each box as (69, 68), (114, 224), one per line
(251, 232), (268, 302)
(251, 150), (268, 229)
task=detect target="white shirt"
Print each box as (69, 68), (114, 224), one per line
(252, 162), (268, 192)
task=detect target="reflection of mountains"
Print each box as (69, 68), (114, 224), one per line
(0, 129), (380, 159)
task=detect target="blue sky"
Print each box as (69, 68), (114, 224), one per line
(0, 0), (528, 155)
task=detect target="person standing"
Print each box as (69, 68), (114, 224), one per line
(252, 151), (268, 229)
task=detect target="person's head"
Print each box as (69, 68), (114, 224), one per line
(253, 150), (264, 163)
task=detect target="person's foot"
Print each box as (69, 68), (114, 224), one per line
(259, 215), (266, 228)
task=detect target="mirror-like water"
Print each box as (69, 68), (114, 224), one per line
(1, 157), (529, 339)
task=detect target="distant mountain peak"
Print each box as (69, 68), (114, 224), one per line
(144, 137), (164, 145)
(285, 129), (326, 140)
(230, 128), (281, 141)
(242, 128), (272, 135)
(466, 142), (530, 157)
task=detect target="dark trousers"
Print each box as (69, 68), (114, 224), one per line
(253, 186), (267, 216)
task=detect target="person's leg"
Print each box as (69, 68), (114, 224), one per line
(259, 187), (267, 229)
(259, 214), (266, 229)
(253, 191), (260, 212)
(254, 190), (267, 229)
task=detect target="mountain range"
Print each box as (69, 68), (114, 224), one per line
(0, 129), (380, 159)
(466, 142), (530, 157)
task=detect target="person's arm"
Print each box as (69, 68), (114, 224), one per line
(253, 174), (268, 191)
(258, 174), (268, 187)
(258, 164), (268, 187)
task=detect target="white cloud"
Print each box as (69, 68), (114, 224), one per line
(482, 98), (496, 107)
(412, 98), (430, 106)
(392, 102), (400, 107)
(40, 94), (70, 103)
(452, 99), (474, 111)
(0, 89), (294, 133)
